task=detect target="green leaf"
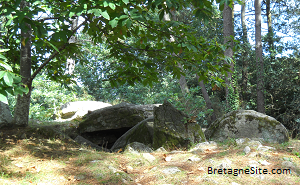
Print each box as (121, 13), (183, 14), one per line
(109, 3), (116, 10)
(219, 3), (224, 11)
(166, 0), (172, 8)
(45, 40), (59, 52)
(122, 0), (129, 5)
(15, 85), (29, 94)
(159, 10), (164, 20)
(24, 86), (29, 94)
(0, 93), (8, 104)
(5, 18), (12, 27)
(103, 1), (109, 7)
(194, 8), (202, 18)
(126, 19), (132, 28)
(14, 88), (22, 95)
(3, 72), (13, 86)
(0, 49), (10, 52)
(88, 9), (101, 16)
(119, 15), (128, 20)
(0, 71), (5, 79)
(13, 76), (22, 83)
(100, 10), (110, 20)
(109, 18), (118, 28)
(0, 61), (13, 71)
(69, 12), (75, 18)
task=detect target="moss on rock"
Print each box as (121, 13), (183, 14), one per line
(205, 110), (289, 143)
(152, 101), (206, 150)
(110, 117), (154, 152)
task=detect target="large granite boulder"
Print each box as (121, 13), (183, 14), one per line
(0, 101), (13, 128)
(110, 117), (154, 152)
(78, 102), (160, 133)
(153, 101), (206, 150)
(77, 103), (160, 149)
(204, 110), (289, 143)
(58, 101), (112, 121)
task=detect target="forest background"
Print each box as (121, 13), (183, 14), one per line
(1, 0), (300, 138)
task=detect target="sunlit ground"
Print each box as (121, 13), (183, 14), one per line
(0, 123), (299, 185)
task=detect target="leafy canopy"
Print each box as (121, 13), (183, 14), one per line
(0, 47), (29, 103)
(0, 0), (234, 102)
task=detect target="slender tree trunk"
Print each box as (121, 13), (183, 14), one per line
(13, 0), (32, 126)
(196, 75), (216, 123)
(266, 0), (275, 61)
(223, 3), (234, 107)
(255, 0), (265, 113)
(65, 17), (78, 75)
(241, 0), (249, 108)
(177, 62), (189, 95)
(163, 9), (189, 95)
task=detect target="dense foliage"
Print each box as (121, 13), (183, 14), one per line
(1, 0), (300, 138)
(0, 0), (234, 126)
(0, 47), (29, 103)
(7, 74), (93, 121)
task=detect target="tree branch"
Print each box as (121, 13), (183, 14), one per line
(29, 18), (88, 84)
(37, 17), (60, 22)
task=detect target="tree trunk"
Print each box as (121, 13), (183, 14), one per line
(177, 62), (189, 95)
(255, 0), (265, 113)
(13, 0), (32, 126)
(163, 9), (189, 95)
(223, 3), (234, 108)
(266, 0), (275, 61)
(196, 74), (216, 124)
(65, 17), (78, 75)
(241, 0), (249, 108)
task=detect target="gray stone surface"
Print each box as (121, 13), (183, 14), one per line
(257, 145), (275, 152)
(142, 153), (156, 163)
(78, 103), (160, 133)
(205, 110), (289, 143)
(110, 117), (154, 152)
(282, 161), (295, 169)
(244, 146), (251, 154)
(124, 142), (153, 153)
(131, 104), (162, 118)
(162, 167), (181, 175)
(155, 147), (167, 152)
(189, 141), (218, 154)
(0, 101), (13, 128)
(153, 101), (206, 150)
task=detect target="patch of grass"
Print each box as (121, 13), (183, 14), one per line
(0, 171), (12, 179)
(74, 152), (100, 166)
(280, 141), (290, 147)
(293, 151), (300, 158)
(223, 138), (237, 147)
(274, 141), (291, 151)
(238, 151), (246, 156)
(0, 154), (11, 166)
(215, 150), (229, 157)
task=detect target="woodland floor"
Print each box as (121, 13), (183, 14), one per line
(0, 121), (299, 185)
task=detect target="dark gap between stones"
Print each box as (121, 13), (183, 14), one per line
(80, 127), (132, 149)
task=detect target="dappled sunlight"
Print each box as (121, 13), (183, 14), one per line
(0, 126), (110, 184)
(0, 124), (299, 184)
(1, 0), (300, 184)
